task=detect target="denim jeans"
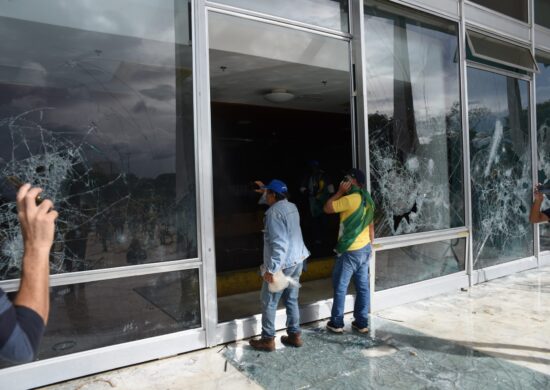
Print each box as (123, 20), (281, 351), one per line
(260, 262), (303, 338)
(330, 244), (371, 329)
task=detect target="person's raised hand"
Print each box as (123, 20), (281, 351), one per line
(338, 180), (352, 195)
(16, 184), (58, 254)
(254, 180), (266, 194)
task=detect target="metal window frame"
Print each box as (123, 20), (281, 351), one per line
(464, 0), (530, 25)
(465, 29), (539, 73)
(205, 0), (352, 38)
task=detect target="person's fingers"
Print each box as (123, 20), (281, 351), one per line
(47, 210), (59, 222)
(16, 183), (32, 209)
(24, 187), (43, 210)
(37, 199), (54, 214)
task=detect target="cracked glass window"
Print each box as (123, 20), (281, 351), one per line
(468, 67), (533, 269)
(0, 0), (196, 280)
(365, 0), (464, 238)
(536, 53), (550, 252)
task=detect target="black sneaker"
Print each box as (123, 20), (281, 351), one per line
(351, 321), (369, 334)
(326, 321), (344, 333)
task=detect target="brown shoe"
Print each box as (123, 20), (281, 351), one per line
(281, 333), (303, 348)
(249, 337), (275, 352)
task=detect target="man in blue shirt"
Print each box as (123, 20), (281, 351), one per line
(0, 184), (58, 363)
(249, 179), (310, 352)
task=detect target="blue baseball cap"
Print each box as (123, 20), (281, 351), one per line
(263, 179), (288, 195)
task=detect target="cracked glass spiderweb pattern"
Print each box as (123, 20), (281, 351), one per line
(0, 3), (197, 281)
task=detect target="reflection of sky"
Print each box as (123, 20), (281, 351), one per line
(467, 67), (529, 122)
(364, 12), (460, 124)
(215, 0), (348, 31)
(0, 0), (188, 44)
(0, 8), (193, 178)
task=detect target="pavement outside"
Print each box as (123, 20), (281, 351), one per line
(43, 266), (550, 390)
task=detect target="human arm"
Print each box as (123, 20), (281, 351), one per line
(0, 184), (57, 363)
(263, 212), (289, 281)
(14, 184), (58, 324)
(529, 185), (549, 223)
(323, 180), (351, 214)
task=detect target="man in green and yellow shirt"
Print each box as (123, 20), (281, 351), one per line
(323, 168), (374, 334)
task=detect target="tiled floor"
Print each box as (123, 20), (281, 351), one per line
(43, 266), (550, 389)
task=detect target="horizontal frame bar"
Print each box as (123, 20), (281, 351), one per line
(372, 271), (468, 311)
(470, 256), (538, 284)
(0, 328), (206, 390)
(205, 1), (352, 40)
(385, 0), (460, 21)
(373, 227), (469, 251)
(0, 259), (202, 292)
(466, 60), (532, 81)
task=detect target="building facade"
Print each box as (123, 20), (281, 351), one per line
(0, 0), (549, 387)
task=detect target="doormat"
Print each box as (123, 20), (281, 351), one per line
(224, 317), (550, 389)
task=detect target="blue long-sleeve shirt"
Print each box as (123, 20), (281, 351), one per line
(0, 288), (45, 363)
(263, 199), (310, 274)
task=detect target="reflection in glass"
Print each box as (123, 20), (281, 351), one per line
(469, 0), (528, 22)
(468, 67), (533, 269)
(365, 1), (464, 238)
(0, 1), (196, 280)
(536, 54), (550, 251)
(535, 0), (550, 29)
(466, 30), (537, 73)
(211, 0), (349, 32)
(0, 270), (201, 367)
(375, 239), (466, 291)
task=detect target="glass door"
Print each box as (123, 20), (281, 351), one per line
(207, 10), (354, 324)
(467, 66), (533, 269)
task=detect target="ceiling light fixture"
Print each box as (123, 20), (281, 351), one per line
(264, 88), (295, 103)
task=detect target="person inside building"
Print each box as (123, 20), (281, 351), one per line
(530, 183), (550, 224)
(248, 179), (310, 351)
(300, 160), (334, 249)
(323, 168), (374, 334)
(0, 184), (58, 363)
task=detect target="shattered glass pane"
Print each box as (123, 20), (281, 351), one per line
(468, 67), (533, 269)
(365, 1), (464, 238)
(225, 317), (550, 389)
(0, 1), (196, 280)
(536, 54), (550, 251)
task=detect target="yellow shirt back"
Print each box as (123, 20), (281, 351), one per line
(331, 193), (371, 251)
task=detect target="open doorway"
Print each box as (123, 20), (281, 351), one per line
(208, 12), (353, 322)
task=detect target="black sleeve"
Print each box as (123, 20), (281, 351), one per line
(542, 209), (550, 219)
(14, 305), (45, 359)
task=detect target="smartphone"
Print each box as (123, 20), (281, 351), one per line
(6, 176), (44, 204)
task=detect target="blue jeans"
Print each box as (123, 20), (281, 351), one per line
(330, 244), (371, 329)
(260, 262), (303, 338)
